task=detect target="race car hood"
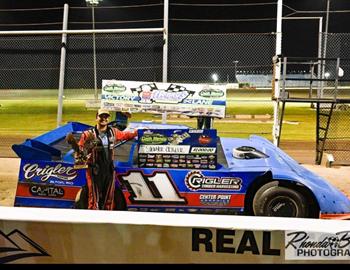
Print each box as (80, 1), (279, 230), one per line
(221, 135), (301, 170)
(221, 135), (350, 215)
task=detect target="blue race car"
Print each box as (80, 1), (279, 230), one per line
(12, 121), (350, 219)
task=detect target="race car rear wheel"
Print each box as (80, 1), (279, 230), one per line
(253, 182), (308, 218)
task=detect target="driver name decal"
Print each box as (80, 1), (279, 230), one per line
(139, 145), (190, 154)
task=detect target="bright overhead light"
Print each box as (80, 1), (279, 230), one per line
(211, 73), (219, 82)
(338, 67), (344, 77)
(85, 0), (103, 6)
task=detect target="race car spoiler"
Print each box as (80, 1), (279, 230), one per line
(12, 122), (91, 161)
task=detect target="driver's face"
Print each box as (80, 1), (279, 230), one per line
(97, 114), (110, 126)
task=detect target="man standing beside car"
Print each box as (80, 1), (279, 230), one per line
(75, 109), (137, 210)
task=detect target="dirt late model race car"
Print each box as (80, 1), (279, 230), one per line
(12, 121), (350, 220)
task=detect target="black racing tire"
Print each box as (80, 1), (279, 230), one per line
(253, 182), (308, 218)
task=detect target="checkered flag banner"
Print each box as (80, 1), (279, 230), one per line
(130, 82), (158, 94)
(167, 84), (187, 92)
(167, 84), (195, 96)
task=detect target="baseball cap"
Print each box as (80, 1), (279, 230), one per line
(97, 109), (110, 117)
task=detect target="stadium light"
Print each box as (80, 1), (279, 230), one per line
(211, 73), (219, 83)
(86, 0), (103, 100)
(86, 0), (103, 6)
(338, 67), (344, 77)
(324, 68), (344, 79)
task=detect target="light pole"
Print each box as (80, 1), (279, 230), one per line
(321, 0), (330, 98)
(233, 60), (239, 83)
(86, 0), (103, 100)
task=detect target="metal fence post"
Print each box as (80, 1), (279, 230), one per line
(162, 0), (169, 124)
(273, 0), (282, 146)
(57, 3), (69, 127)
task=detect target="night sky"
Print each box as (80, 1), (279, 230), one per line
(0, 0), (350, 57)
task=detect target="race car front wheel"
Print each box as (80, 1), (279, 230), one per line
(253, 182), (308, 218)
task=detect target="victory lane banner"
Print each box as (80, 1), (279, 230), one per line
(101, 80), (227, 118)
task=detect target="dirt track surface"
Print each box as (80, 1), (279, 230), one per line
(0, 135), (29, 158)
(1, 155), (349, 207)
(0, 158), (19, 207)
